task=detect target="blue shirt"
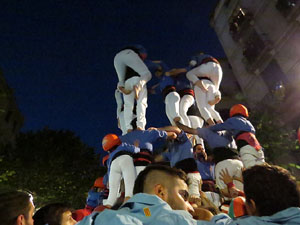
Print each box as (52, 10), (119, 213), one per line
(209, 116), (255, 137)
(211, 207), (300, 225)
(86, 189), (107, 208)
(77, 193), (211, 225)
(107, 143), (140, 174)
(163, 131), (194, 167)
(196, 127), (237, 149)
(174, 72), (192, 91)
(144, 60), (160, 74)
(195, 160), (215, 180)
(160, 75), (175, 91)
(120, 129), (168, 153)
(102, 173), (109, 186)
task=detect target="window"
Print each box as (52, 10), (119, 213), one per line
(276, 0), (296, 17)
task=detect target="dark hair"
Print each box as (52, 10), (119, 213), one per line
(212, 147), (239, 164)
(0, 190), (33, 225)
(243, 165), (300, 216)
(133, 164), (187, 194)
(33, 203), (73, 225)
(192, 143), (202, 152)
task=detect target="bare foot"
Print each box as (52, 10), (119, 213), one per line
(124, 196), (131, 203)
(127, 129), (133, 133)
(119, 86), (132, 95)
(206, 118), (215, 126)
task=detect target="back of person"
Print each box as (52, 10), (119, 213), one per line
(211, 165), (300, 225)
(120, 129), (167, 152)
(33, 203), (76, 225)
(0, 190), (35, 225)
(79, 194), (203, 225)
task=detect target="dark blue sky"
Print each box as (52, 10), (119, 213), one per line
(1, 0), (224, 153)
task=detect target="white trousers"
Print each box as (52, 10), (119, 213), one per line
(123, 77), (148, 130)
(114, 49), (152, 88)
(186, 62), (222, 90)
(115, 89), (128, 135)
(164, 91), (181, 126)
(106, 155), (137, 206)
(187, 172), (202, 197)
(179, 95), (195, 127)
(240, 145), (265, 169)
(194, 84), (222, 122)
(135, 166), (146, 177)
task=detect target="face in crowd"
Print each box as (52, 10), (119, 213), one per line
(60, 210), (77, 225)
(164, 177), (194, 213)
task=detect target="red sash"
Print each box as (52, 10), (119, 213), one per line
(236, 132), (261, 151)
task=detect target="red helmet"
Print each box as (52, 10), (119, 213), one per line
(102, 154), (109, 167)
(102, 134), (121, 151)
(230, 104), (249, 118)
(93, 177), (105, 189)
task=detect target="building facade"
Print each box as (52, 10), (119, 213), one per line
(211, 0), (300, 125)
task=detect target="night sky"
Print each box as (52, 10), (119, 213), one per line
(1, 0), (225, 154)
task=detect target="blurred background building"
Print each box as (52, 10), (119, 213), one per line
(211, 0), (300, 125)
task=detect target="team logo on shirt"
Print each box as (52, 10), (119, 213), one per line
(143, 207), (151, 217)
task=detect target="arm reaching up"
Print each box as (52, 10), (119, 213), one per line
(175, 121), (198, 135)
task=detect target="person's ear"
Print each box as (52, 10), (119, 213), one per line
(16, 214), (25, 225)
(154, 184), (167, 201)
(245, 199), (257, 216)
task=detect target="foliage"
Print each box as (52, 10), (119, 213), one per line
(0, 128), (106, 209)
(250, 108), (300, 173)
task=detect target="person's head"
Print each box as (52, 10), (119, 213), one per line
(33, 203), (76, 225)
(93, 177), (105, 191)
(193, 144), (207, 162)
(86, 177), (106, 208)
(0, 190), (34, 225)
(133, 164), (193, 212)
(243, 164), (300, 216)
(102, 133), (121, 152)
(152, 61), (169, 78)
(229, 104), (249, 118)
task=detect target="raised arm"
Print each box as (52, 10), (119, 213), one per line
(156, 125), (181, 134)
(175, 121), (198, 135)
(165, 68), (187, 77)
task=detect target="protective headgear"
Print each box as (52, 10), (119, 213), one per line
(102, 155), (109, 167)
(229, 104), (249, 118)
(93, 177), (105, 189)
(102, 134), (121, 151)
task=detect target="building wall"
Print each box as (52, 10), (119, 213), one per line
(211, 0), (300, 124)
(0, 69), (24, 147)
